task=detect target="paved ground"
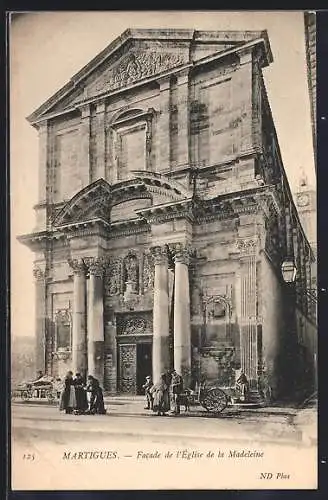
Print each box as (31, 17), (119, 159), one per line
(11, 401), (317, 490)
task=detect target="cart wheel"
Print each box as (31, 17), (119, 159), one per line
(21, 391), (31, 402)
(200, 388), (228, 414)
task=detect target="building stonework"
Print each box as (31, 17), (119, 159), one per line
(20, 29), (316, 400)
(304, 12), (316, 169)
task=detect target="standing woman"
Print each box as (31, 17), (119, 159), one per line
(73, 373), (88, 414)
(86, 375), (107, 415)
(59, 371), (76, 414)
(150, 373), (170, 416)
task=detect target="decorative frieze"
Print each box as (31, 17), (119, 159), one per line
(83, 51), (186, 100)
(116, 312), (153, 336)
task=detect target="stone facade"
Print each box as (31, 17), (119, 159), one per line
(19, 29), (316, 400)
(304, 12), (316, 170)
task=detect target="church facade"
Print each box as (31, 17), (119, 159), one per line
(19, 29), (316, 400)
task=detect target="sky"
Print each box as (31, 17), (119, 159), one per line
(10, 11), (316, 338)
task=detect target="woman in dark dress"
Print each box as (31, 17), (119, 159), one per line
(73, 373), (88, 414)
(86, 375), (106, 415)
(150, 373), (170, 416)
(59, 371), (76, 414)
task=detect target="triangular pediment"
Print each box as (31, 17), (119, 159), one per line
(27, 29), (272, 125)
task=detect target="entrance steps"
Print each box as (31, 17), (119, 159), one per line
(103, 394), (144, 404)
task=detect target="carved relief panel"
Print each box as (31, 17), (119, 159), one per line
(104, 258), (123, 297)
(118, 344), (137, 393)
(116, 312), (153, 336)
(142, 251), (154, 293)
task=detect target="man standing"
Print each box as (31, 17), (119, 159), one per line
(142, 375), (154, 410)
(170, 369), (183, 415)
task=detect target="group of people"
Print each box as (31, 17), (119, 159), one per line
(142, 369), (184, 416)
(59, 371), (106, 415)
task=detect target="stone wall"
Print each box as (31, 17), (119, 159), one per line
(260, 252), (285, 398)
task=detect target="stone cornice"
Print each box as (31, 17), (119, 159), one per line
(59, 218), (110, 234)
(108, 220), (150, 239)
(136, 199), (194, 224)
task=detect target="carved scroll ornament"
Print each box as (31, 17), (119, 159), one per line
(87, 51), (186, 97)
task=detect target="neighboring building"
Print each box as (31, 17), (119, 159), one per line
(304, 11), (316, 170)
(19, 29), (316, 400)
(294, 170), (317, 289)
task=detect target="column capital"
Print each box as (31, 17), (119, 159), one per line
(96, 101), (106, 114)
(37, 120), (48, 133)
(33, 265), (46, 282)
(170, 242), (194, 265)
(85, 257), (105, 277)
(68, 258), (86, 276)
(80, 103), (91, 118)
(177, 68), (190, 85)
(157, 76), (171, 91)
(237, 47), (253, 65)
(236, 237), (258, 256)
(151, 245), (169, 266)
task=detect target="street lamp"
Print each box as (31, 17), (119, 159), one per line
(281, 260), (297, 283)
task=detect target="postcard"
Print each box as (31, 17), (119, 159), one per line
(10, 10), (317, 490)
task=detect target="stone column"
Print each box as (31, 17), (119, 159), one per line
(69, 259), (87, 377)
(87, 258), (105, 386)
(80, 105), (91, 187)
(96, 101), (106, 180)
(173, 245), (192, 385)
(177, 70), (190, 167)
(236, 238), (258, 389)
(152, 246), (171, 383)
(33, 265), (47, 373)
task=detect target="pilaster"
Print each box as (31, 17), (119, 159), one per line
(33, 264), (47, 373)
(96, 101), (106, 180)
(158, 77), (171, 171)
(236, 236), (259, 389)
(235, 48), (253, 154)
(177, 70), (190, 167)
(37, 120), (48, 204)
(79, 105), (91, 187)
